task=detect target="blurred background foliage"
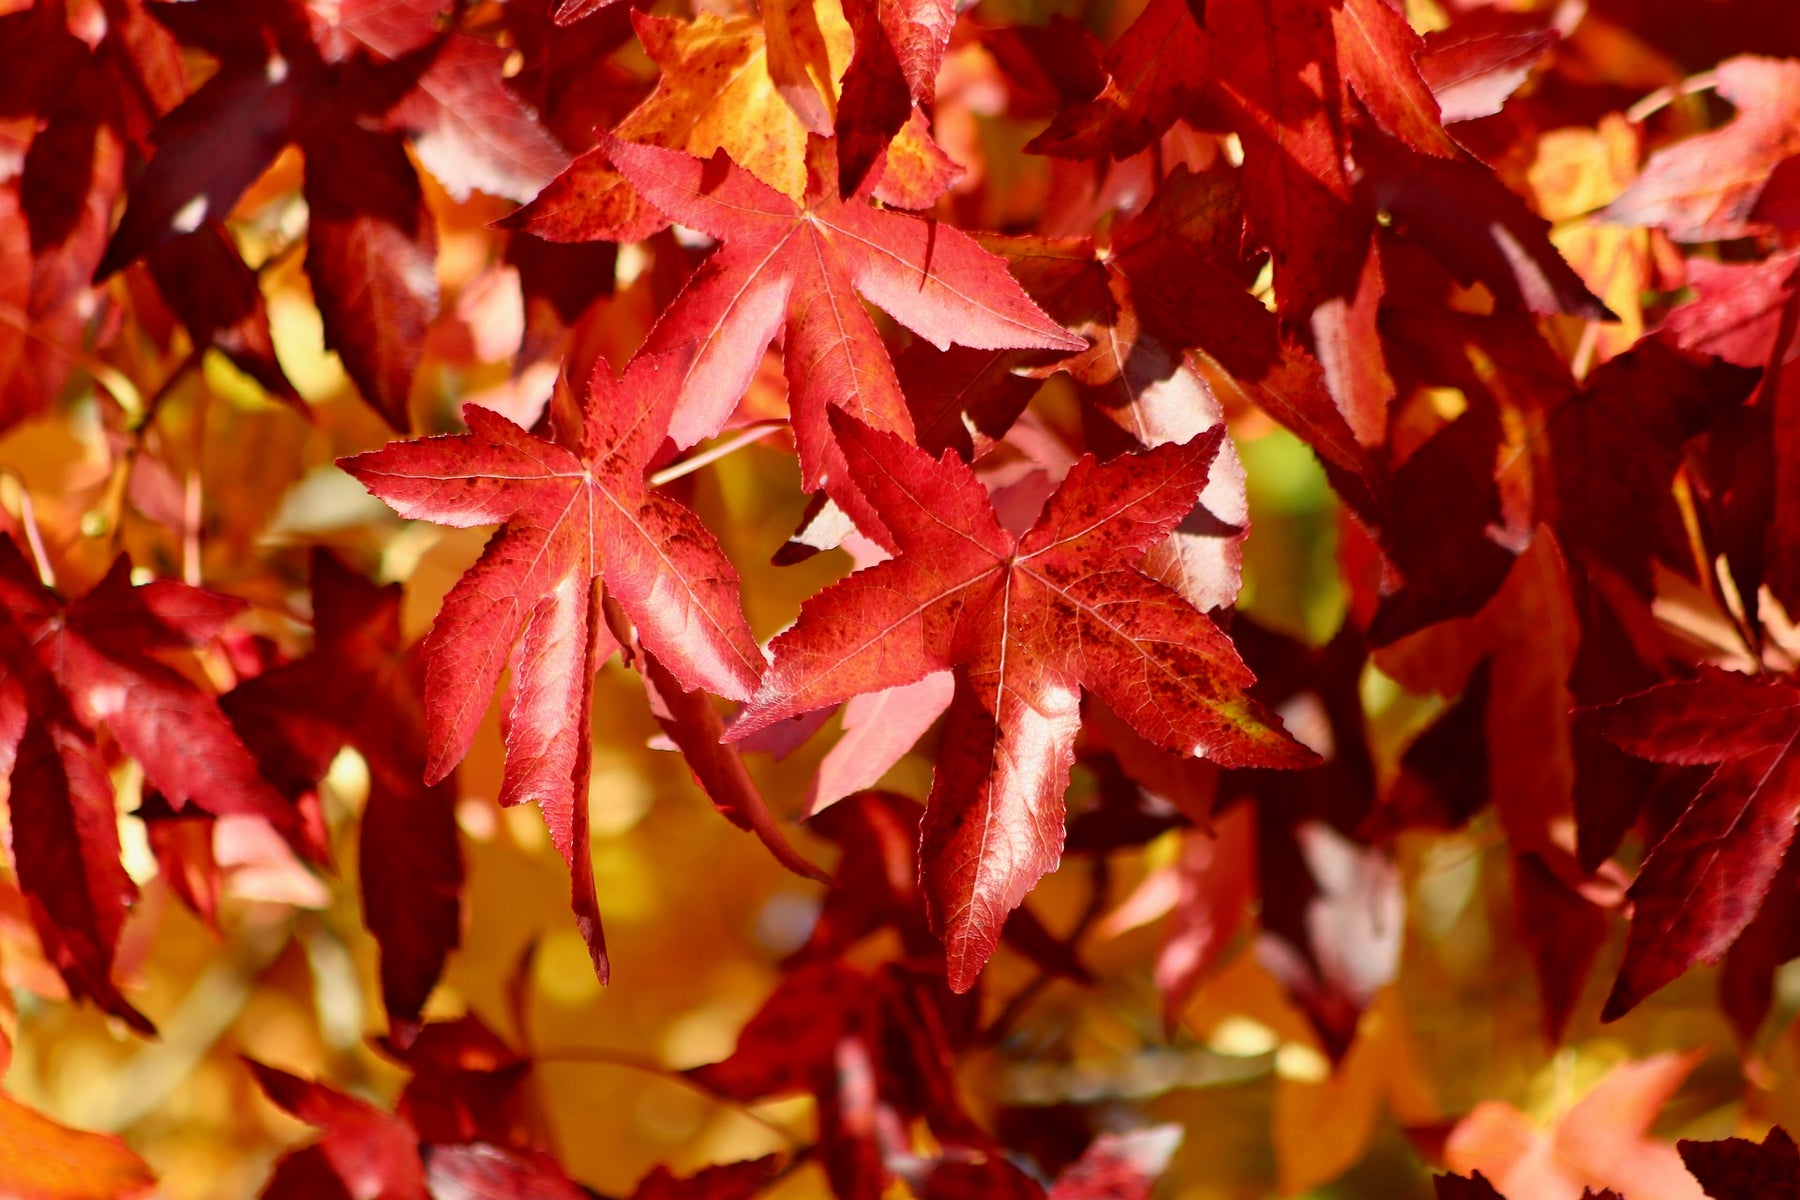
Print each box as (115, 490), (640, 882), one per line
(3, 0), (1799, 1195)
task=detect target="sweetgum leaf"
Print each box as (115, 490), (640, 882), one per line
(834, 0), (955, 194)
(247, 1060), (428, 1200)
(1589, 668), (1800, 1019)
(342, 349), (764, 981)
(1206, 0), (1359, 318)
(93, 59), (303, 279)
(1602, 56), (1800, 242)
(0, 540), (307, 1031)
(607, 4), (852, 202)
(730, 415), (1312, 988)
(609, 136), (1082, 536)
(1332, 0), (1457, 157)
(301, 125), (439, 431)
(1025, 0), (1207, 161)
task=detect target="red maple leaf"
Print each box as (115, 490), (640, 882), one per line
(341, 349), (764, 981)
(94, 0), (569, 428)
(728, 414), (1313, 989)
(1024, 0), (1207, 162)
(1601, 56), (1800, 242)
(0, 539), (304, 1031)
(606, 135), (1083, 537)
(1588, 668), (1800, 1018)
(835, 0), (956, 195)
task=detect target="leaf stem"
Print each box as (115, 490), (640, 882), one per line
(649, 421), (788, 488)
(0, 468), (56, 588)
(1625, 70), (1719, 124)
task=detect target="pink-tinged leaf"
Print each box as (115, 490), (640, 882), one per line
(1587, 668), (1800, 1019)
(1046, 1126), (1183, 1200)
(1332, 0), (1457, 157)
(1308, 241), (1395, 447)
(1359, 128), (1614, 320)
(1255, 817), (1402, 1061)
(422, 1144), (587, 1200)
(642, 651), (828, 884)
(380, 37), (571, 204)
(608, 136), (1080, 530)
(1026, 0), (1208, 161)
(247, 1061), (428, 1200)
(137, 792), (222, 929)
(1154, 807), (1254, 1027)
(923, 665), (1083, 991)
(1419, 25), (1558, 123)
(807, 671), (953, 816)
(1661, 252), (1800, 369)
(499, 146), (669, 243)
(1601, 56), (1800, 242)
(94, 61), (302, 278)
(1444, 1051), (1706, 1200)
(1678, 1127), (1800, 1200)
(731, 417), (1310, 988)
(342, 351), (765, 979)
(302, 126), (439, 431)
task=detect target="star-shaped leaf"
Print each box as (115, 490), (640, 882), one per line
(1601, 56), (1800, 242)
(728, 414), (1312, 989)
(0, 539), (302, 1031)
(610, 135), (1083, 536)
(341, 349), (764, 981)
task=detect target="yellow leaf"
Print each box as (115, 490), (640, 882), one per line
(616, 0), (852, 200)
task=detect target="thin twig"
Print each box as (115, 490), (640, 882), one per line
(532, 1047), (804, 1145)
(983, 858), (1111, 1044)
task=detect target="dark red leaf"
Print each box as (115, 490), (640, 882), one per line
(343, 349), (767, 982)
(302, 126), (439, 430)
(1589, 668), (1800, 1019)
(1678, 1126), (1800, 1200)
(732, 417), (1311, 989)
